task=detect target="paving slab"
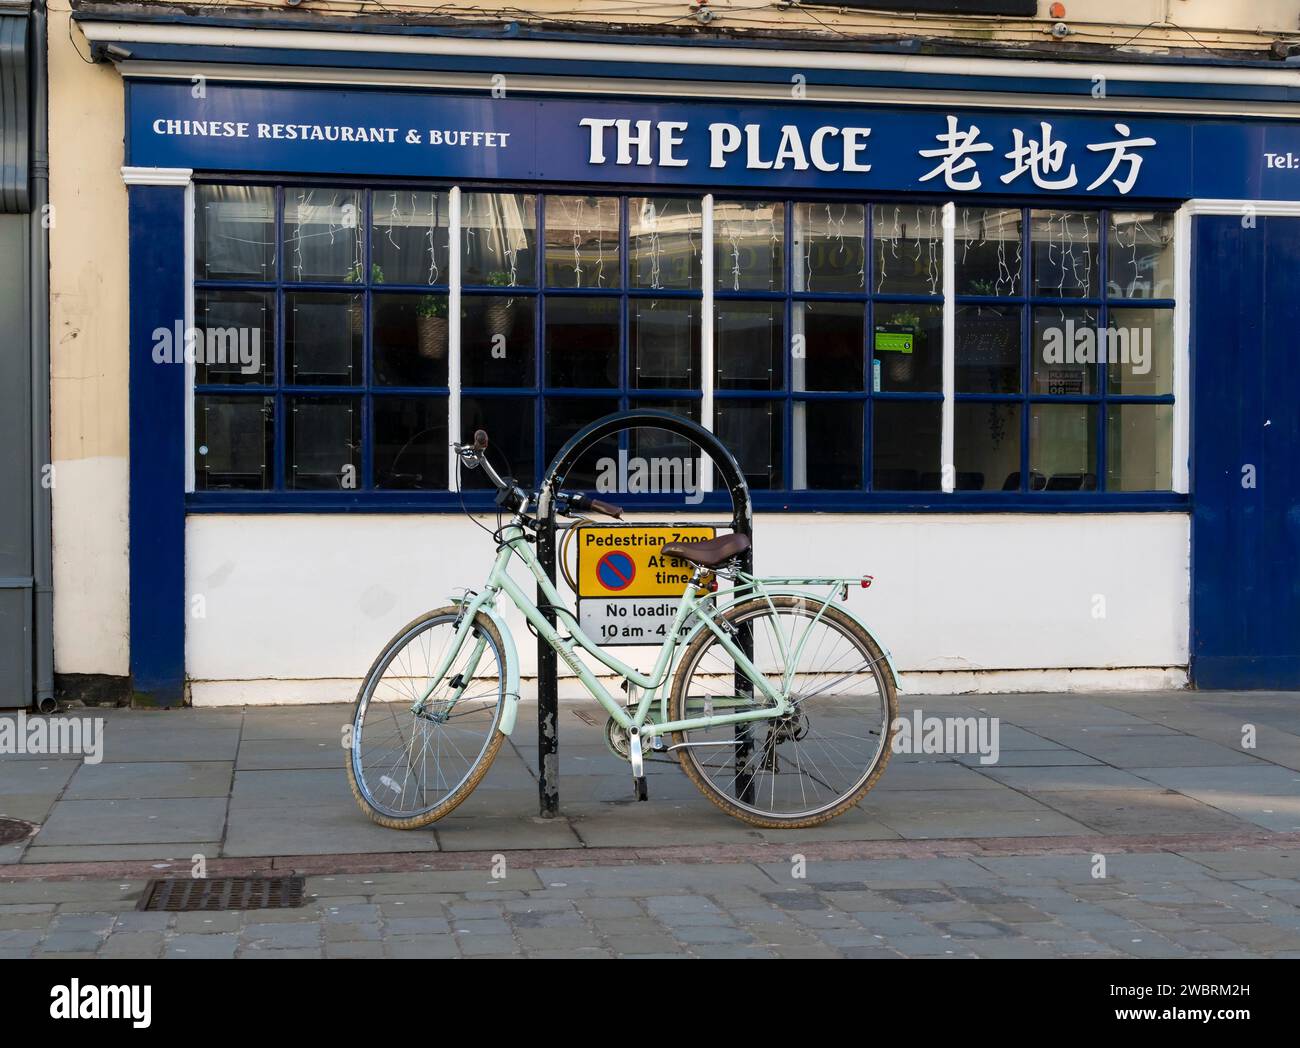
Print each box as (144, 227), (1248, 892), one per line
(565, 803), (770, 848)
(1030, 788), (1258, 835)
(239, 708), (352, 741)
(954, 749), (1102, 767)
(229, 768), (357, 809)
(881, 808), (1094, 840)
(0, 794), (60, 824)
(0, 760), (79, 794)
(63, 761), (233, 800)
(977, 765), (1156, 792)
(234, 739), (344, 771)
(433, 815), (585, 852)
(222, 803), (440, 857)
(1058, 734), (1264, 768)
(34, 797), (228, 846)
(21, 843), (221, 864)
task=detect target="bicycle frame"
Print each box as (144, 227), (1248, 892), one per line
(423, 522), (894, 744)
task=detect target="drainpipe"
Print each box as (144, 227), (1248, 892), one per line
(29, 0), (54, 713)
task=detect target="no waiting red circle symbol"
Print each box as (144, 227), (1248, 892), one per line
(596, 551), (636, 591)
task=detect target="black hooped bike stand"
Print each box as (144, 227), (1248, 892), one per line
(533, 410), (754, 817)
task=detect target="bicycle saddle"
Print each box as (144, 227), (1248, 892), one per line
(660, 533), (751, 568)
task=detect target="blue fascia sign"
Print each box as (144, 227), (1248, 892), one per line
(127, 81), (1300, 201)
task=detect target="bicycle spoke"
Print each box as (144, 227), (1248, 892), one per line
(674, 599), (893, 822)
(350, 611), (505, 821)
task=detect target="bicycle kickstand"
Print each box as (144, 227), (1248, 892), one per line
(628, 727), (649, 802)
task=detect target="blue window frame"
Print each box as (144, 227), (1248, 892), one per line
(188, 179), (1182, 512)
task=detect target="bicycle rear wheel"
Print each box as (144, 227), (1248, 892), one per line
(347, 606), (507, 829)
(668, 595), (897, 828)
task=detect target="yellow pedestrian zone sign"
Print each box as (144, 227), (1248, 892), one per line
(576, 525), (716, 598)
(575, 525), (717, 646)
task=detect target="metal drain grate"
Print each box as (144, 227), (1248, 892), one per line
(137, 875), (307, 912)
(0, 817), (37, 846)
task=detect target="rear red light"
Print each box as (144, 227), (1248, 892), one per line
(860, 576), (873, 589)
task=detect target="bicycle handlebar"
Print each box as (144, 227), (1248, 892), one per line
(454, 429), (624, 519)
(452, 432), (510, 491)
(565, 493), (624, 519)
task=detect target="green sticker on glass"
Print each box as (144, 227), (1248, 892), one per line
(874, 324), (914, 355)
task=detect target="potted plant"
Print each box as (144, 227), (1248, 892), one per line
(484, 270), (517, 342)
(416, 296), (449, 360)
(345, 261), (383, 336)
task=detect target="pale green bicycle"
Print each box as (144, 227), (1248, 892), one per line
(347, 430), (899, 829)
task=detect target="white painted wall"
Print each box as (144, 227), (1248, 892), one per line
(186, 512), (1189, 705)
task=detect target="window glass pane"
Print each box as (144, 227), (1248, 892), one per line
(955, 206), (1022, 297)
(462, 295), (535, 388)
(715, 301), (783, 391)
(373, 396), (449, 490)
(872, 204), (944, 296)
(794, 400), (862, 489)
(459, 396), (535, 489)
(630, 299), (700, 389)
(603, 402), (706, 504)
(543, 398), (620, 490)
(286, 396), (360, 490)
(195, 290), (273, 385)
(630, 197), (702, 290)
(873, 303), (942, 393)
(544, 195), (620, 289)
(196, 185), (275, 281)
(793, 202), (865, 293)
(372, 293), (448, 387)
(627, 399), (701, 471)
(544, 297), (619, 388)
(1030, 209), (1099, 299)
(1108, 211), (1175, 299)
(872, 400), (941, 491)
(462, 192), (537, 287)
(1029, 403), (1097, 491)
(370, 189), (450, 286)
(955, 402), (1021, 491)
(194, 395), (272, 491)
(794, 301), (863, 392)
(715, 400), (783, 490)
(286, 292), (362, 386)
(1107, 404), (1173, 491)
(1031, 307), (1098, 395)
(284, 187), (363, 283)
(714, 200), (784, 292)
(1106, 308), (1173, 395)
(956, 304), (1020, 394)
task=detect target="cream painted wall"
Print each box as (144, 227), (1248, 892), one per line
(94, 0), (1298, 52)
(47, 5), (130, 674)
(185, 513), (1190, 705)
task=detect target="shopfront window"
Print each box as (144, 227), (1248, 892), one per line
(191, 183), (1177, 502)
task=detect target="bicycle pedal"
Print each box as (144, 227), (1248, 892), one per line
(634, 776), (648, 802)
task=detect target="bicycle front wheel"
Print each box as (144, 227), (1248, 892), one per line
(347, 606), (507, 829)
(668, 595), (897, 828)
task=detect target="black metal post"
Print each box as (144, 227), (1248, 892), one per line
(535, 516), (561, 819)
(734, 544), (756, 805)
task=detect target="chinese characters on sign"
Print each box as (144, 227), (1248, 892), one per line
(918, 117), (1155, 194)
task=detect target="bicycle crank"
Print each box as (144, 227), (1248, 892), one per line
(603, 717), (651, 801)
